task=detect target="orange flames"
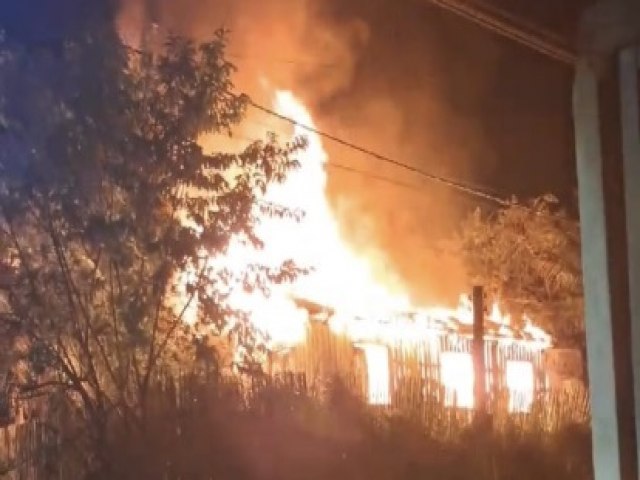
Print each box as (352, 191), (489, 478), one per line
(213, 89), (413, 349)
(192, 88), (551, 411)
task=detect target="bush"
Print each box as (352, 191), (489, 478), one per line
(56, 373), (593, 480)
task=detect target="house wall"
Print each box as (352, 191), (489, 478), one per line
(271, 320), (549, 412)
(389, 335), (546, 411)
(268, 321), (365, 397)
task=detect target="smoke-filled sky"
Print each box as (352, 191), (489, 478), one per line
(1, 0), (588, 304)
(115, 0), (592, 304)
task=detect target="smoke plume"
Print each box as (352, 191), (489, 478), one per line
(115, 0), (502, 305)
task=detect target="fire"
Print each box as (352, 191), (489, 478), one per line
(265, 91), (411, 316)
(523, 315), (552, 345)
(359, 344), (391, 406)
(217, 89), (411, 349)
(191, 88), (550, 412)
(440, 352), (474, 409)
(490, 302), (510, 325)
(506, 360), (535, 413)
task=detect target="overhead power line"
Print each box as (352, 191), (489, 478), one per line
(236, 126), (502, 203)
(232, 131), (435, 196)
(421, 0), (577, 65)
(248, 100), (509, 206)
(470, 0), (567, 46)
(326, 163), (429, 193)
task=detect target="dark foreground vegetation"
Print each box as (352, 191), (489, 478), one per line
(29, 372), (589, 480)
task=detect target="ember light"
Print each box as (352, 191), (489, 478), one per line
(506, 360), (535, 413)
(180, 89), (551, 414)
(440, 351), (474, 409)
(360, 344), (391, 406)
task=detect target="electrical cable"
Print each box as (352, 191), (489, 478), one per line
(231, 129), (459, 197)
(248, 100), (510, 205)
(421, 0), (576, 65)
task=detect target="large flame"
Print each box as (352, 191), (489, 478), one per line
(194, 88), (550, 411)
(262, 91), (411, 316)
(218, 89), (412, 349)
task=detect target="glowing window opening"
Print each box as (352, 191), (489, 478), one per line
(360, 344), (390, 406)
(506, 360), (534, 413)
(440, 351), (474, 409)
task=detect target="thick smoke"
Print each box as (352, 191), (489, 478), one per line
(116, 0), (498, 305)
(118, 0), (369, 107)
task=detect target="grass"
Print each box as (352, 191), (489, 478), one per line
(4, 368), (592, 478)
(56, 372), (591, 479)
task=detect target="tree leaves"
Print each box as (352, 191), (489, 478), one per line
(0, 17), (306, 458)
(456, 196), (584, 345)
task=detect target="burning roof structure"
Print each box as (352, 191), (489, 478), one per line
(266, 296), (551, 413)
(292, 296), (551, 346)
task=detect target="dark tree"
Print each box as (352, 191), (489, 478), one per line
(0, 8), (304, 474)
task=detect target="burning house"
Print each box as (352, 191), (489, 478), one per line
(182, 88), (567, 415)
(265, 296), (552, 413)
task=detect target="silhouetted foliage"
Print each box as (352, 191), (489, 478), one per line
(0, 13), (304, 476)
(457, 195), (584, 348)
(93, 373), (593, 480)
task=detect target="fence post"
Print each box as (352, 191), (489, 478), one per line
(472, 286), (488, 423)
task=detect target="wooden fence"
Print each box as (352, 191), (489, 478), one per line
(268, 321), (552, 406)
(265, 320), (590, 435)
(0, 421), (51, 480)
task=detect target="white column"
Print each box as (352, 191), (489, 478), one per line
(619, 44), (640, 469)
(573, 61), (624, 480)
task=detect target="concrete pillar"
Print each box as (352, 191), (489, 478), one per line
(573, 61), (638, 480)
(619, 44), (640, 468)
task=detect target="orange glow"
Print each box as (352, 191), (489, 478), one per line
(523, 316), (552, 347)
(489, 302), (510, 325)
(359, 344), (391, 405)
(178, 87), (552, 412)
(506, 360), (535, 413)
(215, 89), (411, 348)
(440, 352), (474, 409)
